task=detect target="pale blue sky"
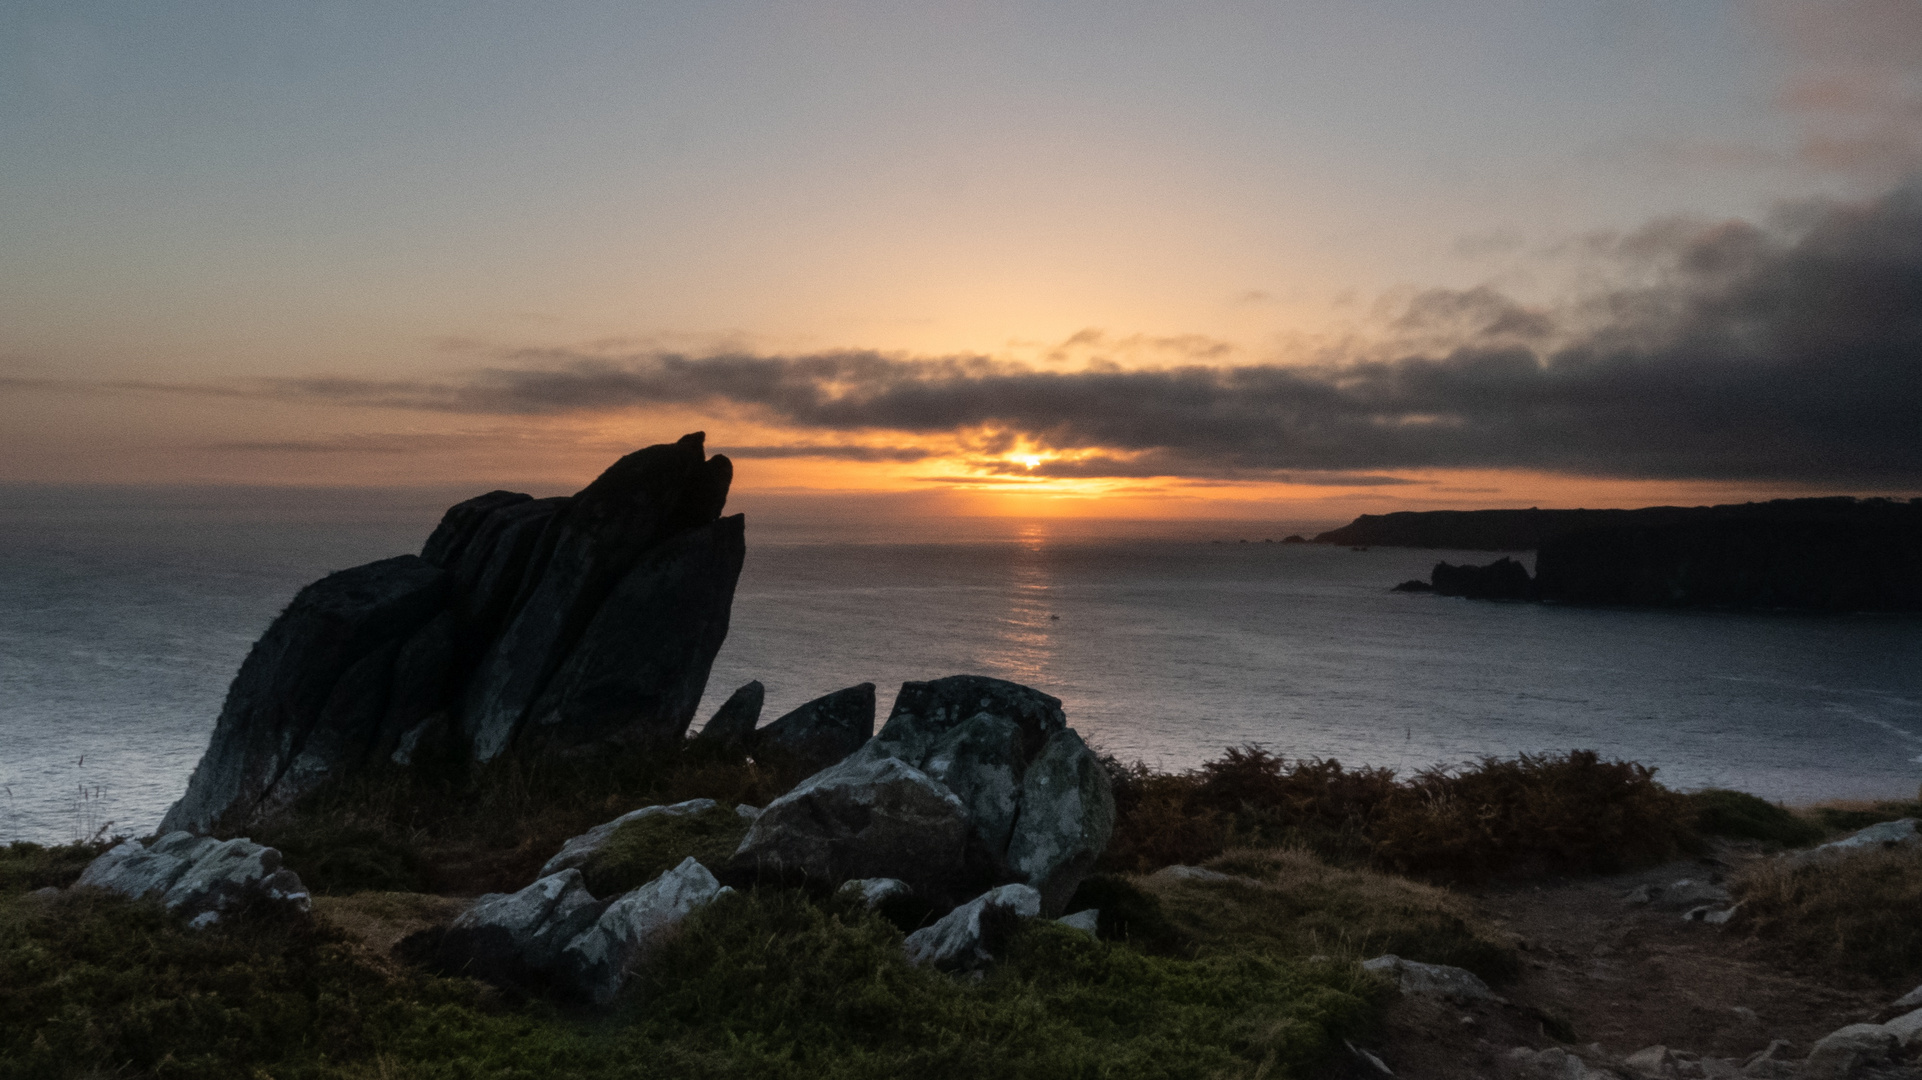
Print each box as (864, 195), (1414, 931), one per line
(1, 0), (1913, 505)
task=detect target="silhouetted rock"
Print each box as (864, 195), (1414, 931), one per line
(752, 683), (876, 773)
(1391, 579), (1434, 593)
(159, 556), (449, 833)
(1431, 557), (1536, 600)
(160, 434), (746, 832)
(692, 681), (764, 754)
(463, 434), (735, 760)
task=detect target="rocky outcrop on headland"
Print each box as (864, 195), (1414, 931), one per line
(160, 433), (744, 834)
(1316, 498), (1922, 553)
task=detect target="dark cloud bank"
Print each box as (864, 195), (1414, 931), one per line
(283, 181), (1921, 487)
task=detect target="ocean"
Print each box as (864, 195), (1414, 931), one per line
(4, 484), (1920, 845)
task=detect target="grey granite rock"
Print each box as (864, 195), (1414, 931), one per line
(436, 869), (609, 988)
(902, 883), (1041, 971)
(76, 833), (310, 927)
(558, 857), (725, 1005)
(1803, 1024), (1898, 1080)
(729, 752), (975, 902)
(1057, 908), (1100, 936)
(836, 877), (912, 909)
(1005, 728), (1115, 915)
(1360, 954), (1497, 1002)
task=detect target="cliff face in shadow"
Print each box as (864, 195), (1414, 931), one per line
(1378, 499), (1922, 612)
(1534, 519), (1922, 611)
(1317, 498), (1921, 552)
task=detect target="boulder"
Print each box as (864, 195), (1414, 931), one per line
(1886, 1008), (1922, 1050)
(1360, 954), (1497, 1002)
(916, 711), (1026, 856)
(1057, 909), (1100, 937)
(558, 857), (726, 1005)
(1624, 1046), (1675, 1076)
(1005, 728), (1116, 914)
(1803, 1024), (1898, 1080)
(1896, 985), (1922, 1012)
(902, 883), (1041, 971)
(1649, 879), (1732, 912)
(753, 683), (876, 773)
(435, 869), (609, 988)
(730, 752), (977, 902)
(875, 675), (1065, 763)
(836, 877), (912, 910)
(159, 556), (450, 833)
(75, 832), (310, 927)
(693, 681), (764, 753)
(1793, 819), (1920, 866)
(538, 798), (720, 878)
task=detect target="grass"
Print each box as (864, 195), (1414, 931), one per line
(1730, 845), (1922, 983)
(1101, 747), (1698, 883)
(1688, 789), (1827, 847)
(1140, 847), (1519, 983)
(0, 840), (105, 894)
(248, 741), (806, 895)
(1806, 798), (1922, 834)
(0, 877), (1379, 1079)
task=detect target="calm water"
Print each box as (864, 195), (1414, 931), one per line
(4, 485), (1920, 844)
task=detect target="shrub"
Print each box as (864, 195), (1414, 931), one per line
(1063, 874), (1188, 955)
(1103, 747), (1698, 883)
(1371, 751), (1698, 881)
(0, 841), (105, 894)
(250, 823), (429, 895)
(1689, 790), (1826, 847)
(1732, 846), (1922, 982)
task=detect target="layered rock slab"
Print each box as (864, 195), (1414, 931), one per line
(160, 433), (745, 832)
(76, 832), (310, 927)
(752, 683), (876, 773)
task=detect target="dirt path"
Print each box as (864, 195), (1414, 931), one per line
(1339, 845), (1908, 1080)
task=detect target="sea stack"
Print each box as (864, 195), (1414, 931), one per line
(160, 433), (744, 834)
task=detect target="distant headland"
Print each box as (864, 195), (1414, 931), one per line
(1326, 498), (1922, 611)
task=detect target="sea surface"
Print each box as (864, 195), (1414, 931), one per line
(4, 484), (1921, 845)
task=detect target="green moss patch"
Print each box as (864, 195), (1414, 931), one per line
(580, 803), (750, 897)
(1688, 790), (1826, 847)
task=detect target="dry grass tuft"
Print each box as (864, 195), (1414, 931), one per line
(1731, 845), (1922, 983)
(1102, 747), (1696, 883)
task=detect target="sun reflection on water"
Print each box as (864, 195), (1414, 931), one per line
(980, 523), (1057, 684)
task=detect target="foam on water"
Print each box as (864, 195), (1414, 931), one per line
(4, 487), (1919, 844)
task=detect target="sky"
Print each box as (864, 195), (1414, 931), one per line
(3, 0), (1919, 523)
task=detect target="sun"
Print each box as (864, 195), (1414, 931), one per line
(1020, 455), (1042, 470)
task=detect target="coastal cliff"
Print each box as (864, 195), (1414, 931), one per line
(1317, 497), (1922, 552)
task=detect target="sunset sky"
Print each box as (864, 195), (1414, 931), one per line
(4, 1), (1919, 523)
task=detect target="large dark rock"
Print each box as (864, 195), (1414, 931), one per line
(159, 556), (449, 834)
(727, 675), (1111, 915)
(160, 433), (746, 832)
(463, 434), (734, 760)
(434, 869), (610, 990)
(752, 683), (875, 773)
(692, 681), (764, 754)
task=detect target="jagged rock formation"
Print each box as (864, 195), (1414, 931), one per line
(750, 683), (877, 773)
(161, 433), (744, 834)
(1430, 556), (1537, 600)
(691, 681), (764, 754)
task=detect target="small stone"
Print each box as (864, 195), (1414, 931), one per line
(1056, 909), (1099, 937)
(1148, 865), (1242, 885)
(1802, 1024), (1897, 1080)
(1360, 954), (1497, 1002)
(734, 803), (761, 820)
(902, 884), (1041, 971)
(836, 877), (912, 910)
(1730, 1006), (1760, 1023)
(1703, 904), (1742, 926)
(1883, 1007), (1922, 1049)
(1623, 884), (1659, 905)
(1345, 1040), (1394, 1076)
(1625, 1045), (1674, 1076)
